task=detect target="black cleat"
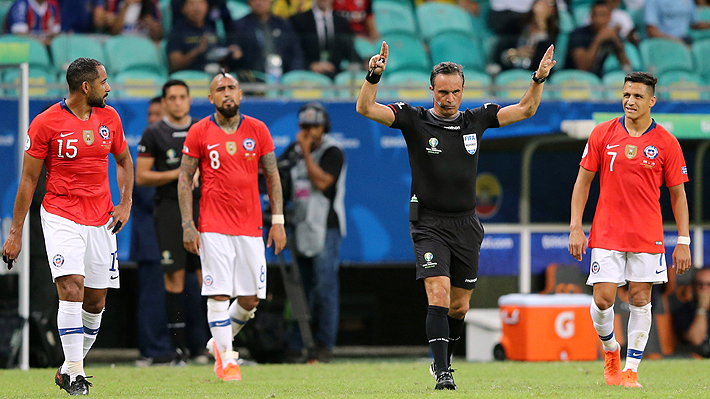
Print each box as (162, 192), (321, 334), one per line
(68, 375), (93, 396)
(55, 368), (71, 393)
(435, 369), (457, 390)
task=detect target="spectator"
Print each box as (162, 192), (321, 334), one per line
(493, 0), (558, 71)
(166, 0), (220, 73)
(272, 0), (312, 19)
(333, 0), (378, 41)
(171, 0), (235, 40)
(566, 1), (630, 77)
(488, 0), (566, 43)
(5, 0), (61, 45)
(578, 0), (637, 42)
(645, 0), (710, 43)
(290, 0), (359, 78)
(673, 266), (710, 358)
(106, 0), (163, 42)
(229, 0), (305, 81)
(58, 0), (112, 33)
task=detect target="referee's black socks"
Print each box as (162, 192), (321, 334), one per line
(447, 315), (465, 362)
(165, 291), (187, 356)
(426, 305), (450, 374)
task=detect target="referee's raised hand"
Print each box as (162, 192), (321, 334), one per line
(535, 44), (556, 80)
(369, 41), (388, 75)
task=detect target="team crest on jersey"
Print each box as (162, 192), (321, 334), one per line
(204, 275), (214, 286)
(83, 130), (94, 145)
(226, 141), (237, 155)
(625, 144), (637, 159)
(644, 145), (659, 159)
(243, 138), (256, 151)
(53, 254), (65, 268)
(591, 261), (600, 274)
(582, 143), (588, 158)
(463, 134), (477, 155)
(99, 125), (110, 140)
(25, 135), (31, 151)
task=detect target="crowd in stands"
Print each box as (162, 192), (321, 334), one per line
(1, 0), (710, 97)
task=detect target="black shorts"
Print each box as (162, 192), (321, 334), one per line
(410, 208), (484, 290)
(154, 199), (201, 273)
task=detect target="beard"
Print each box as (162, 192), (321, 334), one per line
(216, 103), (239, 118)
(87, 91), (106, 108)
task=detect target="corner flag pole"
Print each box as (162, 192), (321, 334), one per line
(18, 61), (30, 371)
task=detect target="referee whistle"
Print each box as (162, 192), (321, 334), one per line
(3, 254), (14, 270)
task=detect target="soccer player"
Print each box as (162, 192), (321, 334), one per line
(178, 72), (287, 381)
(136, 79), (207, 363)
(569, 72), (692, 388)
(2, 57), (133, 395)
(356, 42), (556, 390)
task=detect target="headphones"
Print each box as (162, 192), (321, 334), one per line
(298, 102), (331, 133)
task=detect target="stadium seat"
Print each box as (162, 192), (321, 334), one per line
(280, 70), (334, 100)
(460, 70), (491, 99)
(374, 2), (417, 36)
(50, 34), (107, 74)
(112, 70), (164, 98)
(0, 1), (11, 29)
(354, 37), (379, 60)
(558, 8), (576, 34)
(105, 36), (167, 77)
(2, 68), (62, 98)
(690, 6), (710, 42)
(602, 70), (628, 100)
(657, 71), (706, 101)
(553, 32), (570, 70)
(227, 0), (251, 20)
(0, 35), (53, 74)
(416, 3), (474, 42)
(429, 32), (485, 73)
(380, 70), (430, 101)
(639, 38), (693, 76)
(381, 33), (429, 73)
(571, 3), (591, 27)
(334, 69), (362, 99)
(691, 39), (710, 81)
(494, 69), (533, 100)
(372, 0), (413, 7)
(160, 0), (172, 33)
(169, 70), (212, 98)
(602, 42), (643, 75)
(549, 70), (603, 100)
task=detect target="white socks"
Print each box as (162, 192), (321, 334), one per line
(207, 299), (232, 356)
(228, 301), (256, 338)
(590, 301), (618, 352)
(57, 301), (84, 379)
(82, 309), (103, 359)
(625, 303), (652, 372)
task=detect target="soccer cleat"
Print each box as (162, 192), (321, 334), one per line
(210, 339), (225, 380)
(603, 346), (622, 386)
(434, 369), (457, 390)
(621, 369), (643, 388)
(68, 375), (93, 396)
(222, 361), (242, 381)
(428, 362), (436, 381)
(55, 367), (71, 393)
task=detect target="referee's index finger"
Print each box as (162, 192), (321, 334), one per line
(380, 41), (388, 59)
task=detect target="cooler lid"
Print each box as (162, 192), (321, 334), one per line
(498, 293), (593, 307)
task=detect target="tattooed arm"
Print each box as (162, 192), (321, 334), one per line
(179, 154), (200, 255)
(260, 150), (287, 254)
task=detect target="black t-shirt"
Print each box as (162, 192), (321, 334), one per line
(389, 102), (500, 213)
(165, 19), (219, 72)
(279, 141), (345, 229)
(137, 118), (198, 202)
(566, 25), (617, 77)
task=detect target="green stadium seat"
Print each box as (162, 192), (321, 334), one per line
(461, 70), (491, 100)
(553, 32), (569, 70)
(639, 38), (693, 76)
(416, 3), (474, 42)
(354, 37), (379, 60)
(227, 0), (252, 20)
(113, 70), (164, 98)
(2, 68), (62, 98)
(602, 70), (628, 100)
(691, 39), (710, 81)
(169, 70), (212, 98)
(372, 0), (413, 8)
(0, 35), (52, 74)
(429, 32), (485, 72)
(558, 8), (576, 34)
(380, 70), (430, 101)
(549, 70), (603, 100)
(657, 71), (707, 101)
(690, 6), (710, 42)
(571, 4), (591, 27)
(374, 2), (417, 36)
(105, 36), (167, 77)
(280, 70), (334, 99)
(334, 70), (362, 99)
(602, 42), (643, 75)
(50, 34), (107, 74)
(381, 33), (429, 73)
(160, 0), (172, 33)
(494, 69), (533, 100)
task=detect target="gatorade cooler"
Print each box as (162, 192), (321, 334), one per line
(498, 294), (597, 361)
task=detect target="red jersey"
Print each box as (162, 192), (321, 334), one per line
(26, 100), (127, 226)
(182, 114), (275, 237)
(580, 117), (688, 253)
(334, 0), (372, 36)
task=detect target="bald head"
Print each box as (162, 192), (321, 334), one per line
(209, 73), (242, 119)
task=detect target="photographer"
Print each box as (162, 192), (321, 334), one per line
(279, 103), (346, 363)
(673, 267), (710, 358)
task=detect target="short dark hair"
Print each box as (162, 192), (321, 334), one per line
(162, 79), (190, 98)
(624, 71), (658, 94)
(592, 0), (608, 8)
(149, 96), (162, 105)
(430, 62), (465, 88)
(66, 58), (103, 93)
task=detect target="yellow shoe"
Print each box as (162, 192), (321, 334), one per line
(603, 346), (622, 386)
(211, 340), (224, 380)
(621, 369), (642, 388)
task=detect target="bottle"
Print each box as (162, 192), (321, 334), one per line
(265, 54), (283, 84)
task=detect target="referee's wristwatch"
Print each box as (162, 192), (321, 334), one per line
(531, 72), (546, 84)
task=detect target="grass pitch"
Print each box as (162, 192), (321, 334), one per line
(0, 358), (708, 398)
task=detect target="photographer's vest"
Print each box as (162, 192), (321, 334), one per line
(290, 135), (347, 257)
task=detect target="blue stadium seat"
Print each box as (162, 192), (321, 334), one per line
(657, 71), (707, 101)
(280, 70), (335, 99)
(549, 70), (603, 100)
(416, 3), (474, 42)
(429, 32), (485, 72)
(105, 36), (167, 77)
(602, 42), (643, 75)
(494, 69), (533, 100)
(380, 70), (430, 101)
(639, 38), (693, 76)
(50, 34), (107, 74)
(690, 6), (710, 42)
(374, 2), (417, 36)
(381, 33), (429, 73)
(113, 70), (164, 98)
(461, 70), (491, 100)
(226, 0), (251, 20)
(601, 70), (628, 100)
(691, 39), (710, 81)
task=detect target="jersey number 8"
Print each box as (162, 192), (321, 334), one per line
(209, 150), (220, 169)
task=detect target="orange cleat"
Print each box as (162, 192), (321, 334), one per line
(222, 362), (242, 381)
(621, 369), (643, 388)
(603, 346), (622, 386)
(211, 340), (225, 380)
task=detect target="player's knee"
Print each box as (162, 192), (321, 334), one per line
(593, 296), (615, 310)
(237, 296), (259, 311)
(449, 302), (469, 318)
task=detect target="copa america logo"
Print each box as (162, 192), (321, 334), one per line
(53, 254), (65, 267)
(644, 145), (659, 160)
(243, 138), (256, 151)
(424, 252), (434, 262)
(591, 261), (600, 274)
(99, 125), (110, 140)
(204, 275), (214, 286)
(428, 138), (438, 148)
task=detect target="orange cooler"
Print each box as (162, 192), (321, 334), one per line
(498, 294), (598, 361)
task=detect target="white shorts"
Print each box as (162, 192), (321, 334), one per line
(41, 206), (119, 289)
(586, 248), (668, 286)
(199, 233), (266, 299)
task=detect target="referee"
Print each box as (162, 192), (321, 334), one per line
(356, 42), (556, 390)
